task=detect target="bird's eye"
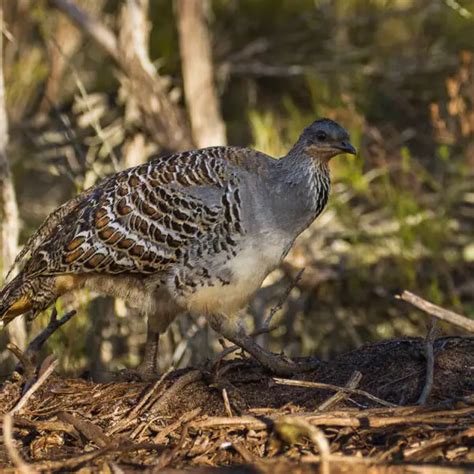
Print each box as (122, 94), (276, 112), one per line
(316, 131), (327, 141)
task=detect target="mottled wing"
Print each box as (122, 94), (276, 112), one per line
(23, 148), (246, 278)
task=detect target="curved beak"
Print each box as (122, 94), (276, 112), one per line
(336, 141), (357, 155)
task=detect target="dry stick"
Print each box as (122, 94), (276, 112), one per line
(263, 268), (305, 328)
(2, 413), (36, 474)
(6, 343), (35, 377)
(153, 407), (201, 444)
(398, 290), (474, 333)
(273, 377), (396, 408)
(10, 358), (59, 415)
(416, 317), (438, 405)
(222, 388), (233, 417)
(318, 370), (363, 411)
(193, 408), (473, 430)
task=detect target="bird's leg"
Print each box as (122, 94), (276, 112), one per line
(119, 315), (161, 382)
(136, 324), (160, 381)
(209, 314), (318, 376)
(133, 305), (179, 381)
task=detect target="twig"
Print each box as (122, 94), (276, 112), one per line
(2, 413), (36, 474)
(49, 0), (118, 59)
(263, 268), (305, 329)
(398, 290), (474, 333)
(222, 388), (233, 417)
(24, 308), (76, 358)
(273, 377), (396, 408)
(10, 358), (58, 415)
(318, 370), (363, 411)
(153, 408), (201, 444)
(416, 317), (438, 405)
(7, 343), (35, 378)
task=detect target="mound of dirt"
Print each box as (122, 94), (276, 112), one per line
(0, 336), (473, 473)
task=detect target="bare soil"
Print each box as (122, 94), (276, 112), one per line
(0, 336), (473, 473)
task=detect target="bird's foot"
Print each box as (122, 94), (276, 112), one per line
(115, 362), (160, 382)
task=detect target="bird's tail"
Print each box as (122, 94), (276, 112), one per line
(0, 274), (58, 328)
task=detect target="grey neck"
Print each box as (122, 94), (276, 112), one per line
(269, 141), (331, 236)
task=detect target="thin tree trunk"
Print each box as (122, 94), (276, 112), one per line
(0, 7), (26, 356)
(175, 0), (226, 147)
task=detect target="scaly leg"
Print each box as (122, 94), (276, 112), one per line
(136, 322), (161, 380)
(208, 314), (319, 376)
(135, 302), (180, 381)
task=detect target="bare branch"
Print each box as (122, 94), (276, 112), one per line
(398, 290), (474, 334)
(25, 308), (77, 359)
(49, 0), (118, 60)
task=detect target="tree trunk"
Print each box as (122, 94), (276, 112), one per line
(175, 0), (226, 147)
(0, 7), (26, 359)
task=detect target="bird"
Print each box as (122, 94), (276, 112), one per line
(0, 118), (356, 379)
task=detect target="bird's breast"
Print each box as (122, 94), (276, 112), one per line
(183, 234), (289, 316)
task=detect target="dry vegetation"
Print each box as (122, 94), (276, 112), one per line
(1, 335), (473, 473)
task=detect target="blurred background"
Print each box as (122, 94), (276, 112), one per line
(0, 0), (473, 379)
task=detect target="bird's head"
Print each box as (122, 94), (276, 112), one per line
(298, 118), (356, 161)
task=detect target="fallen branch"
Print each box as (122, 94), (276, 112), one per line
(273, 377), (396, 408)
(398, 290), (474, 333)
(25, 308), (77, 358)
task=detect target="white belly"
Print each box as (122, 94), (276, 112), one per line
(185, 236), (287, 316)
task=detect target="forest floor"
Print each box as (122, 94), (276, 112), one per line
(0, 336), (473, 473)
